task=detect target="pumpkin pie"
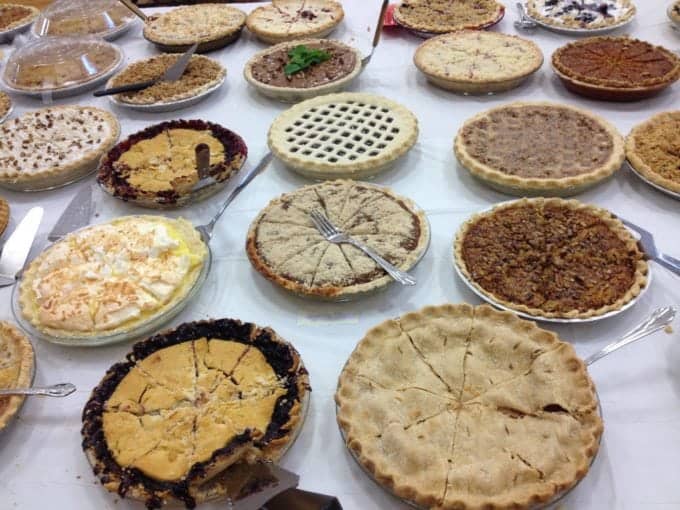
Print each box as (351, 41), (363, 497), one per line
(393, 0), (504, 35)
(0, 322), (35, 432)
(0, 4), (38, 33)
(336, 303), (602, 509)
(527, 0), (635, 29)
(82, 318), (309, 508)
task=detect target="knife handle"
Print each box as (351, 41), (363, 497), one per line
(94, 80), (157, 97)
(263, 488), (342, 510)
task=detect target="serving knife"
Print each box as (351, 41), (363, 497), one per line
(0, 207), (43, 287)
(48, 185), (93, 242)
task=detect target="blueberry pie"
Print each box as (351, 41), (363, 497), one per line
(527, 0), (635, 29)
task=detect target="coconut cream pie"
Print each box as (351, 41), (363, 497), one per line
(393, 0), (504, 35)
(527, 0), (635, 29)
(0, 322), (34, 432)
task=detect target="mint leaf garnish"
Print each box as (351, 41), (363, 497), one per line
(284, 45), (331, 77)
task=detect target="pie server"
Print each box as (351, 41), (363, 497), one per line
(0, 206), (43, 287)
(47, 184), (93, 242)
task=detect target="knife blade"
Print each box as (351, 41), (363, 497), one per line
(48, 185), (93, 242)
(0, 206), (43, 284)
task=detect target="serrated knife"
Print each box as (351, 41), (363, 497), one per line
(0, 206), (43, 287)
(47, 185), (93, 242)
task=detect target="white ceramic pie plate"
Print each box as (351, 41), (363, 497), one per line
(627, 160), (680, 201)
(30, 17), (138, 41)
(522, 3), (636, 35)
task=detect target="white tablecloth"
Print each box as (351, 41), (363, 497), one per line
(0, 2), (679, 509)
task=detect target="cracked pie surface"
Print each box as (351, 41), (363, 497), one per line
(336, 304), (602, 509)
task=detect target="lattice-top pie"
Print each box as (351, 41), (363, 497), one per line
(336, 303), (603, 509)
(454, 198), (648, 319)
(0, 4), (38, 33)
(527, 0), (635, 29)
(82, 318), (309, 509)
(0, 322), (34, 432)
(246, 180), (430, 299)
(268, 93), (419, 179)
(393, 0), (504, 34)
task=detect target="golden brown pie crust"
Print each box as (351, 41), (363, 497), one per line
(0, 198), (8, 237)
(393, 0), (504, 34)
(0, 321), (35, 432)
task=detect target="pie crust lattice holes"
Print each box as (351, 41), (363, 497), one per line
(336, 304), (603, 509)
(393, 0), (505, 35)
(454, 102), (625, 196)
(0, 106), (120, 191)
(268, 93), (419, 180)
(246, 0), (345, 44)
(82, 318), (309, 509)
(0, 197), (9, 237)
(246, 180), (430, 300)
(526, 0), (636, 29)
(0, 321), (34, 432)
(454, 198), (648, 320)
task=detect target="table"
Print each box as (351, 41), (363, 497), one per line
(0, 2), (679, 509)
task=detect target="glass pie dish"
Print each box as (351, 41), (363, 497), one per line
(31, 0), (137, 40)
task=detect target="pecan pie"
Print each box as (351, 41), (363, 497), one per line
(336, 304), (603, 509)
(0, 197), (8, 237)
(527, 0), (635, 29)
(393, 0), (504, 35)
(0, 4), (38, 33)
(552, 36), (680, 101)
(454, 102), (625, 195)
(0, 322), (34, 432)
(454, 198), (648, 319)
(246, 180), (430, 299)
(82, 318), (309, 509)
(98, 120), (247, 208)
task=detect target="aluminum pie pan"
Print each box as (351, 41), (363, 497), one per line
(626, 160), (680, 201)
(394, 7), (505, 39)
(522, 3), (635, 35)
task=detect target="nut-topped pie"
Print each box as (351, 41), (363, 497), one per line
(336, 304), (603, 509)
(454, 102), (625, 196)
(454, 198), (648, 319)
(0, 4), (38, 33)
(82, 318), (309, 508)
(0, 322), (34, 432)
(527, 0), (635, 29)
(393, 0), (505, 35)
(246, 180), (430, 299)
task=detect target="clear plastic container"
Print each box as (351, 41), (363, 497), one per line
(32, 0), (137, 40)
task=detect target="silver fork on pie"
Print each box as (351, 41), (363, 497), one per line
(309, 209), (416, 286)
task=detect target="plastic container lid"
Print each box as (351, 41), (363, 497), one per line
(32, 0), (136, 39)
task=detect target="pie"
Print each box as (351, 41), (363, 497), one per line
(670, 1), (680, 24)
(454, 102), (625, 195)
(413, 31), (543, 94)
(246, 180), (430, 299)
(0, 197), (8, 237)
(0, 106), (120, 191)
(82, 318), (309, 508)
(552, 36), (680, 101)
(0, 4), (38, 33)
(107, 55), (226, 106)
(19, 216), (208, 340)
(527, 0), (635, 29)
(336, 303), (603, 509)
(0, 91), (11, 120)
(143, 4), (246, 52)
(0, 322), (34, 432)
(454, 198), (648, 319)
(33, 0), (135, 38)
(626, 111), (680, 195)
(393, 0), (504, 35)
(98, 120), (247, 208)
(268, 92), (419, 179)
(246, 0), (344, 44)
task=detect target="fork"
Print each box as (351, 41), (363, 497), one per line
(309, 210), (416, 286)
(620, 217), (680, 277)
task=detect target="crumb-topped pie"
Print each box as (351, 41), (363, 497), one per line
(82, 318), (309, 508)
(0, 322), (35, 432)
(246, 0), (344, 44)
(0, 197), (8, 237)
(454, 102), (625, 196)
(0, 106), (120, 191)
(393, 0), (505, 35)
(0, 4), (38, 35)
(414, 31), (543, 94)
(454, 198), (648, 320)
(336, 303), (603, 509)
(33, 0), (136, 39)
(268, 92), (419, 179)
(246, 180), (430, 299)
(98, 120), (247, 208)
(527, 0), (635, 29)
(552, 36), (680, 101)
(19, 216), (208, 341)
(626, 111), (680, 195)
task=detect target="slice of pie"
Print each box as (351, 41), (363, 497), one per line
(393, 0), (504, 35)
(82, 318), (309, 509)
(0, 197), (8, 237)
(626, 111), (680, 195)
(336, 303), (602, 509)
(0, 322), (35, 432)
(414, 31), (543, 94)
(0, 106), (120, 191)
(246, 180), (430, 299)
(246, 0), (344, 44)
(454, 198), (648, 319)
(0, 4), (38, 34)
(454, 102), (625, 195)
(98, 119), (247, 208)
(527, 0), (635, 29)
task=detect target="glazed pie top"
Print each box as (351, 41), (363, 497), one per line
(246, 0), (344, 43)
(454, 102), (624, 190)
(35, 1), (135, 37)
(108, 55), (226, 105)
(393, 0), (504, 34)
(246, 180), (429, 298)
(0, 322), (34, 432)
(336, 304), (602, 509)
(82, 319), (309, 509)
(19, 216), (207, 339)
(626, 111), (680, 194)
(455, 198), (648, 319)
(552, 37), (680, 90)
(0, 4), (38, 32)
(527, 0), (635, 28)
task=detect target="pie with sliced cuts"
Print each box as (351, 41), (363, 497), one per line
(336, 303), (602, 509)
(454, 198), (648, 319)
(393, 0), (504, 35)
(454, 102), (625, 196)
(527, 0), (635, 29)
(0, 322), (35, 432)
(82, 318), (309, 509)
(0, 4), (39, 34)
(246, 180), (430, 299)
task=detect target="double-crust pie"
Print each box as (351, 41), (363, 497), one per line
(246, 0), (344, 44)
(0, 106), (120, 191)
(393, 0), (505, 35)
(82, 319), (309, 508)
(527, 0), (635, 29)
(414, 31), (543, 94)
(454, 102), (625, 196)
(246, 180), (430, 299)
(336, 303), (603, 509)
(268, 92), (419, 179)
(454, 198), (648, 319)
(0, 4), (38, 34)
(19, 216), (208, 340)
(0, 322), (35, 432)
(0, 197), (8, 237)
